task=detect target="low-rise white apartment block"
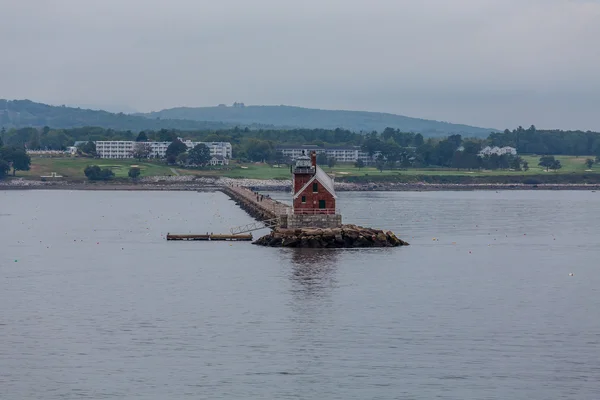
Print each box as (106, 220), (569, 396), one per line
(95, 141), (135, 159)
(276, 145), (373, 164)
(94, 140), (232, 159)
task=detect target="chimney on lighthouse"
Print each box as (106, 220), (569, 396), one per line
(311, 151), (317, 167)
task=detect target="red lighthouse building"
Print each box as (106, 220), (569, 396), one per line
(292, 151), (337, 215)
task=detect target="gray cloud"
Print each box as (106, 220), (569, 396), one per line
(0, 0), (599, 130)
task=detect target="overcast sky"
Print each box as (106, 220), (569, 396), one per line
(1, 0), (599, 130)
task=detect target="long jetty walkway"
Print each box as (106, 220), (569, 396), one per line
(221, 185), (290, 221)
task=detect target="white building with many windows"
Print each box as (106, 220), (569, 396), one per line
(276, 145), (373, 164)
(95, 141), (136, 159)
(94, 140), (232, 159)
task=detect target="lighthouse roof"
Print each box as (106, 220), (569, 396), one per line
(293, 165), (337, 199)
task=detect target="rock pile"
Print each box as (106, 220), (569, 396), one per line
(254, 224), (409, 248)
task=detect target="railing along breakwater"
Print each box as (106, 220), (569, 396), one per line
(220, 185), (290, 222)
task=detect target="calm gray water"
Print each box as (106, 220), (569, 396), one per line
(1, 190), (599, 399)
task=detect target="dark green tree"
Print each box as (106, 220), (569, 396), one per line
(523, 160), (529, 171)
(354, 159), (365, 170)
(375, 154), (386, 172)
(327, 156), (336, 169)
(498, 154), (510, 170)
(362, 137), (383, 156)
(188, 143), (211, 166)
(452, 141), (480, 170)
(550, 159), (562, 171)
(3, 149), (31, 176)
(382, 127), (396, 141)
(84, 165), (101, 180)
(382, 142), (402, 166)
(585, 158), (594, 169)
(84, 165), (114, 181)
(157, 129), (177, 142)
(316, 152), (328, 165)
(128, 167), (141, 180)
(0, 159), (9, 179)
(136, 131), (148, 142)
(413, 133), (424, 147)
(434, 140), (457, 167)
(176, 152), (188, 165)
(0, 146), (10, 160)
(40, 130), (69, 150)
(165, 139), (188, 159)
(78, 141), (96, 156)
(509, 155), (523, 171)
(245, 139), (274, 162)
(538, 155), (556, 172)
(451, 151), (464, 170)
(28, 130), (41, 149)
(416, 142), (435, 166)
(0, 135), (10, 179)
(447, 134), (463, 149)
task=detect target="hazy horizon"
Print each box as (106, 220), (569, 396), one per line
(1, 0), (599, 131)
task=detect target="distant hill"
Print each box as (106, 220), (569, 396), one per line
(0, 99), (498, 137)
(139, 104), (498, 137)
(0, 99), (233, 131)
(69, 103), (140, 114)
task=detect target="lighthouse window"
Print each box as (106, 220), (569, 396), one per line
(312, 183), (318, 193)
(301, 196), (306, 203)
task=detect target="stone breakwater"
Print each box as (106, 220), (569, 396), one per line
(220, 186), (289, 221)
(253, 225), (409, 248)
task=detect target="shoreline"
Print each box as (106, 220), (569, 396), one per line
(1, 177), (600, 192)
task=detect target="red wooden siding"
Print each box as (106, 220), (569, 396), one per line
(293, 181), (336, 214)
(293, 172), (313, 194)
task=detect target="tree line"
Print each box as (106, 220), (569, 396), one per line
(488, 125), (600, 156)
(3, 124), (600, 168)
(0, 131), (31, 178)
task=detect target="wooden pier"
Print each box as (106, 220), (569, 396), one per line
(166, 233), (253, 241)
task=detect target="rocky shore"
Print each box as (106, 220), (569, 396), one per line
(2, 176), (600, 191)
(253, 225), (409, 248)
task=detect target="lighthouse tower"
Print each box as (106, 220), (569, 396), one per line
(292, 151), (315, 200)
(287, 151), (341, 228)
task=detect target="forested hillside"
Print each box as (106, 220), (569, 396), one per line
(0, 100), (232, 131)
(140, 105), (497, 137)
(1, 99), (498, 137)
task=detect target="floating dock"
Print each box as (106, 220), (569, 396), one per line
(166, 233), (253, 241)
(167, 186), (288, 243)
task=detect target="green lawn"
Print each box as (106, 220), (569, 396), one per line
(18, 155), (600, 181)
(177, 164), (293, 179)
(185, 156), (600, 179)
(21, 156), (175, 179)
(520, 155), (595, 174)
